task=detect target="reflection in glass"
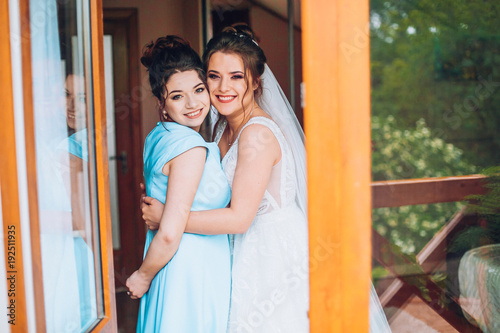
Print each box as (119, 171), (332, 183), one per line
(370, 1), (500, 180)
(457, 169), (500, 332)
(371, 116), (477, 182)
(30, 0), (102, 330)
(371, 1), (500, 331)
(373, 202), (466, 254)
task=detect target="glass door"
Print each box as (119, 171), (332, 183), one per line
(370, 1), (500, 331)
(30, 0), (104, 330)
(1, 0), (116, 331)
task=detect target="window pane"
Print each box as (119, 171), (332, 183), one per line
(30, 0), (104, 330)
(371, 1), (500, 331)
(373, 202), (466, 255)
(372, 198), (500, 332)
(371, 0), (500, 181)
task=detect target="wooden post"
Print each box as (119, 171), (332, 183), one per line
(302, 0), (371, 331)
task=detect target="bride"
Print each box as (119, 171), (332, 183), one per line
(142, 24), (390, 332)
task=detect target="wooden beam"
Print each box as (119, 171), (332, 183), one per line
(417, 208), (478, 273)
(303, 0), (371, 331)
(377, 210), (472, 307)
(372, 175), (487, 209)
(377, 209), (481, 315)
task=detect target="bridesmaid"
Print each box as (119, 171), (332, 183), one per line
(125, 36), (231, 333)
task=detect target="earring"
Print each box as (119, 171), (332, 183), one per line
(162, 110), (169, 121)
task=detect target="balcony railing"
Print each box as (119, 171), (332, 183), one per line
(371, 175), (487, 332)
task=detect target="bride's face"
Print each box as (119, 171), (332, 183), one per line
(206, 52), (256, 118)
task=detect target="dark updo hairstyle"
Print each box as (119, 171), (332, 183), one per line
(203, 24), (267, 102)
(141, 35), (206, 121)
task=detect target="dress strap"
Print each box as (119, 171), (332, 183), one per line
(213, 118), (227, 144)
(238, 116), (289, 208)
(237, 116), (286, 144)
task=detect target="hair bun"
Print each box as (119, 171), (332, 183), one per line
(141, 36), (191, 69)
(222, 23), (257, 42)
(140, 41), (155, 68)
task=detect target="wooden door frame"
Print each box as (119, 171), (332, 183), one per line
(91, 0), (118, 330)
(102, 8), (144, 288)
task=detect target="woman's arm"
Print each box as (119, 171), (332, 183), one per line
(141, 124), (281, 235)
(126, 147), (206, 298)
(185, 124), (280, 234)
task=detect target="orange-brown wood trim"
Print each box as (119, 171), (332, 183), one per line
(302, 0), (371, 331)
(372, 175), (487, 209)
(91, 0), (117, 330)
(0, 1), (28, 330)
(18, 0), (47, 330)
(103, 8), (145, 286)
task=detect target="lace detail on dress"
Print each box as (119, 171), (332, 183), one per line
(220, 116), (309, 332)
(213, 117), (227, 144)
(221, 117), (297, 216)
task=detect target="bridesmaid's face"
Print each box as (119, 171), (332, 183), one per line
(206, 52), (257, 118)
(65, 74), (86, 131)
(163, 70), (210, 132)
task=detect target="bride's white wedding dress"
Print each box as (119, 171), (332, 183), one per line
(211, 64), (391, 332)
(215, 116), (310, 333)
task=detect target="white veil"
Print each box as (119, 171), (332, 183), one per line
(257, 65), (391, 333)
(257, 64), (307, 216)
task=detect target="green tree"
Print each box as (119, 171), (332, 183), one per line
(372, 115), (476, 253)
(370, 0), (500, 171)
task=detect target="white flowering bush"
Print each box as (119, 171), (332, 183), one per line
(372, 115), (477, 254)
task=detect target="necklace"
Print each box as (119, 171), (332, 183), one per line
(227, 104), (258, 146)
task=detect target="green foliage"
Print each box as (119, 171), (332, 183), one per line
(467, 166), (500, 215)
(370, 0), (500, 255)
(370, 0), (500, 170)
(372, 265), (390, 280)
(372, 116), (476, 254)
(373, 203), (463, 254)
(372, 116), (475, 181)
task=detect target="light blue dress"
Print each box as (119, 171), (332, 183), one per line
(54, 129), (98, 331)
(137, 122), (232, 333)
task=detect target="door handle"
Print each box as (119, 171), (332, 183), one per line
(110, 150), (128, 174)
